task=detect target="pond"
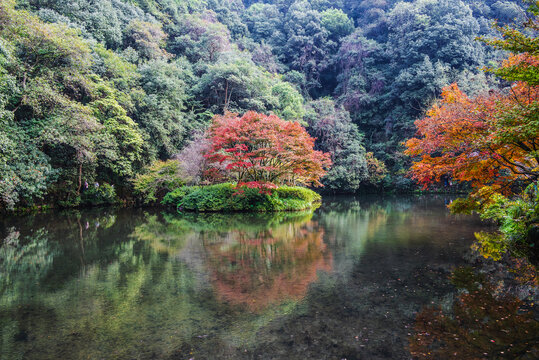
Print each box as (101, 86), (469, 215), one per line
(1, 195), (488, 359)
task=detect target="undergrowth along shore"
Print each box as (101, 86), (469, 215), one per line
(2, 187), (469, 215)
(163, 183), (321, 212)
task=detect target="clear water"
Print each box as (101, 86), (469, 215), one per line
(0, 195), (488, 359)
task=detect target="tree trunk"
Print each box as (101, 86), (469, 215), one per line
(77, 163), (82, 195)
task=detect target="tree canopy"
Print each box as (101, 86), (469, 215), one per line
(205, 111), (331, 187)
(405, 2), (539, 197)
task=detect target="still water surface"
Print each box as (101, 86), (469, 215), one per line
(1, 196), (487, 359)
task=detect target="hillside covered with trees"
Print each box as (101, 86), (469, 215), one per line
(0, 0), (532, 210)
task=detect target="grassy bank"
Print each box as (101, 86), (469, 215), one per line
(163, 183), (321, 212)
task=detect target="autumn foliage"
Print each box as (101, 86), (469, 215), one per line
(406, 4), (539, 196)
(205, 111), (332, 187)
(405, 77), (539, 194)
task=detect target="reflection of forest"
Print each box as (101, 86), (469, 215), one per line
(317, 195), (477, 268)
(0, 208), (333, 359)
(1, 209), (121, 307)
(0, 196), (494, 359)
(1, 209), (212, 359)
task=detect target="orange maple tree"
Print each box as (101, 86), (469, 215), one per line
(205, 111), (332, 187)
(404, 69), (539, 194)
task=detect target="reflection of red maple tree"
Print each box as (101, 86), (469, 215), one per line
(203, 221), (332, 312)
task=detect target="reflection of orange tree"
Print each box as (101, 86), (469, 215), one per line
(203, 221), (332, 312)
(410, 268), (539, 359)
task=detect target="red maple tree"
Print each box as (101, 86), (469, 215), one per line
(205, 111), (332, 187)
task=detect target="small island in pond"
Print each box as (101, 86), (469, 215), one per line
(134, 111), (331, 212)
(163, 183), (321, 212)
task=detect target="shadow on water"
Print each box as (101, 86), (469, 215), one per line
(1, 195), (526, 359)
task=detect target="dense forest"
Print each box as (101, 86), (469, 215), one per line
(0, 0), (531, 210)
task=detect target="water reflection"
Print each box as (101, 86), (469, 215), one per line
(201, 214), (331, 311)
(0, 196), (495, 359)
(0, 227), (59, 305)
(410, 267), (539, 359)
(130, 211), (332, 312)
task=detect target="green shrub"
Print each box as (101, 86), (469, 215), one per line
(133, 160), (190, 204)
(477, 185), (539, 261)
(181, 183), (235, 211)
(454, 183), (539, 262)
(161, 186), (200, 207)
(81, 183), (118, 206)
(163, 183), (321, 212)
(274, 186), (321, 202)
